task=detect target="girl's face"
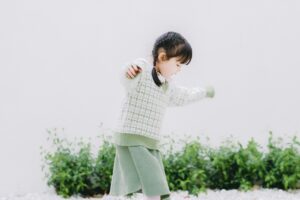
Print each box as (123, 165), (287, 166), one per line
(155, 55), (183, 81)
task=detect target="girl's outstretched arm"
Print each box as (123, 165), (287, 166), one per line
(167, 83), (215, 107)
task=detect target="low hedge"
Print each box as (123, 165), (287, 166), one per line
(40, 129), (300, 198)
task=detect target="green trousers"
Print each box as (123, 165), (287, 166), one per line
(109, 144), (171, 200)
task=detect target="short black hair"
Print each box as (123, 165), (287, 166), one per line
(151, 31), (192, 67)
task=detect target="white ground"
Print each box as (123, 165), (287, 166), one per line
(1, 189), (300, 200)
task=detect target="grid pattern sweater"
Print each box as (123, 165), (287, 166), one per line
(113, 57), (209, 141)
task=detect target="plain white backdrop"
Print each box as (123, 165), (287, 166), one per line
(0, 0), (299, 196)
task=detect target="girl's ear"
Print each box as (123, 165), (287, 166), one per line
(158, 52), (168, 62)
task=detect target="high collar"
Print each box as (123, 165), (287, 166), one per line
(151, 67), (166, 87)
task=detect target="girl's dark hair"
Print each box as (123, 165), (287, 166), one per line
(151, 31), (192, 67)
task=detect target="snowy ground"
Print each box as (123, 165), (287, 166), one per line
(1, 189), (300, 200)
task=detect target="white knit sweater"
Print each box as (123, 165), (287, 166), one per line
(113, 57), (209, 141)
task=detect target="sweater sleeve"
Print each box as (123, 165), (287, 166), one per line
(166, 83), (208, 107)
(119, 58), (148, 92)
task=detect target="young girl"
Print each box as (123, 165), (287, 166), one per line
(109, 31), (215, 200)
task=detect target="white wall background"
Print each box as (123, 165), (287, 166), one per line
(0, 0), (299, 196)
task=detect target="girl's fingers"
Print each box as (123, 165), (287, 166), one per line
(126, 65), (136, 78)
(129, 66), (136, 76)
(133, 65), (140, 71)
(132, 64), (142, 72)
(126, 71), (133, 78)
(136, 65), (142, 71)
(127, 70), (134, 78)
(131, 65), (141, 74)
(126, 65), (142, 79)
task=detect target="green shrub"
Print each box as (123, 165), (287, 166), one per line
(205, 137), (240, 190)
(163, 138), (208, 195)
(205, 137), (265, 191)
(40, 128), (95, 198)
(231, 138), (265, 191)
(262, 132), (300, 190)
(92, 140), (116, 194)
(40, 129), (300, 198)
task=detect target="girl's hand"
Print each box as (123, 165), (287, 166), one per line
(205, 86), (215, 98)
(126, 64), (142, 79)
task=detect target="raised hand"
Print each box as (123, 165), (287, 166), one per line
(126, 64), (142, 79)
(205, 86), (215, 98)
